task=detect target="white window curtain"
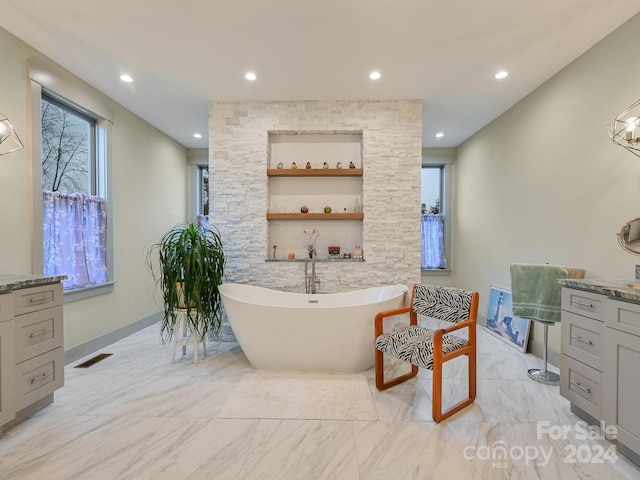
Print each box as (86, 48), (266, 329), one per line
(43, 191), (108, 289)
(197, 214), (209, 230)
(421, 213), (446, 269)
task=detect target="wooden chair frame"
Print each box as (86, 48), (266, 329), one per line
(374, 284), (479, 422)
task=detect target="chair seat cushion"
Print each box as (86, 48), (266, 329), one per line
(376, 325), (469, 370)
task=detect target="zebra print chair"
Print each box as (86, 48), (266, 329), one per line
(375, 284), (479, 422)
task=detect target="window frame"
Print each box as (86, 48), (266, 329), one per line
(29, 63), (114, 302)
(421, 148), (454, 276)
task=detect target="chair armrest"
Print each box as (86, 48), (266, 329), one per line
(375, 306), (412, 337)
(432, 318), (476, 363)
(436, 317), (475, 336)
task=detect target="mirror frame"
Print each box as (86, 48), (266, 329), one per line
(618, 217), (640, 255)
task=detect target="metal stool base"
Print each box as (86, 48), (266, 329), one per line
(527, 368), (559, 385)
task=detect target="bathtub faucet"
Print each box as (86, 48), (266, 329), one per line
(304, 255), (320, 294)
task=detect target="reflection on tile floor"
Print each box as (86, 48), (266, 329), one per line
(0, 323), (639, 480)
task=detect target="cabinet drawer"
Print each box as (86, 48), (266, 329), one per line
(560, 354), (602, 420)
(15, 346), (64, 411)
(561, 288), (604, 321)
(14, 306), (63, 363)
(13, 283), (62, 316)
(605, 299), (640, 337)
(0, 292), (13, 323)
(561, 311), (603, 371)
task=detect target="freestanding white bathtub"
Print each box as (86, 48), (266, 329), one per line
(219, 283), (409, 372)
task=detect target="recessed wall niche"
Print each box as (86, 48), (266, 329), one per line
(267, 131), (364, 260)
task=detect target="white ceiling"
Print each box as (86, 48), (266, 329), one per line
(2, 1), (639, 149)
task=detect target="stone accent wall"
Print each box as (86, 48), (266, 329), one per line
(210, 100), (422, 340)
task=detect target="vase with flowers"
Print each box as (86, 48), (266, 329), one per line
(303, 228), (319, 258)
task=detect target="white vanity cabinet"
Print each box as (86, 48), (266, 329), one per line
(560, 284), (640, 466)
(603, 299), (640, 462)
(0, 280), (64, 436)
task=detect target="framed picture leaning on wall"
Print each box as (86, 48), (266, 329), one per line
(485, 285), (531, 353)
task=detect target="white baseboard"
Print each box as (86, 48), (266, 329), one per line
(64, 312), (162, 365)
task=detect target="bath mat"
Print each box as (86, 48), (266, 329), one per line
(219, 373), (378, 421)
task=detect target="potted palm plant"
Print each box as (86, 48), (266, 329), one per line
(147, 220), (225, 343)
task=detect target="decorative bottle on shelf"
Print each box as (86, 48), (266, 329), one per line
(354, 198), (360, 213)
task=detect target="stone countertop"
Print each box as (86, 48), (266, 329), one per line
(0, 274), (67, 294)
(558, 278), (640, 303)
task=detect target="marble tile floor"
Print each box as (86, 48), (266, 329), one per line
(1, 324), (639, 480)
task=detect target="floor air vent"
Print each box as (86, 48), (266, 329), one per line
(74, 353), (113, 368)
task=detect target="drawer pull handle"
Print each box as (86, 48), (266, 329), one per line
(571, 335), (593, 345)
(572, 299), (594, 308)
(570, 381), (591, 394)
(29, 295), (51, 303)
(30, 329), (52, 338)
(30, 372), (53, 384)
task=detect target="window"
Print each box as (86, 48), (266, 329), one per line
(41, 95), (95, 193)
(421, 149), (453, 272)
(196, 164), (209, 229)
(187, 150), (210, 229)
(41, 93), (108, 290)
(198, 164), (209, 215)
(421, 166), (446, 269)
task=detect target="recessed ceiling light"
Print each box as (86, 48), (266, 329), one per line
(369, 71), (381, 80)
(494, 71), (508, 80)
(435, 132), (444, 138)
(245, 72), (257, 81)
(120, 74), (133, 83)
(193, 133), (202, 139)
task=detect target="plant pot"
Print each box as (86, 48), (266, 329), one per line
(176, 282), (196, 309)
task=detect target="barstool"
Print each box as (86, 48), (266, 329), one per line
(171, 309), (207, 364)
(510, 264), (585, 385)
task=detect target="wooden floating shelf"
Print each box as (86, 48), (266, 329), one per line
(267, 213), (364, 220)
(267, 168), (363, 177)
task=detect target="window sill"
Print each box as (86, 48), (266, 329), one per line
(63, 281), (114, 303)
(421, 268), (452, 277)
